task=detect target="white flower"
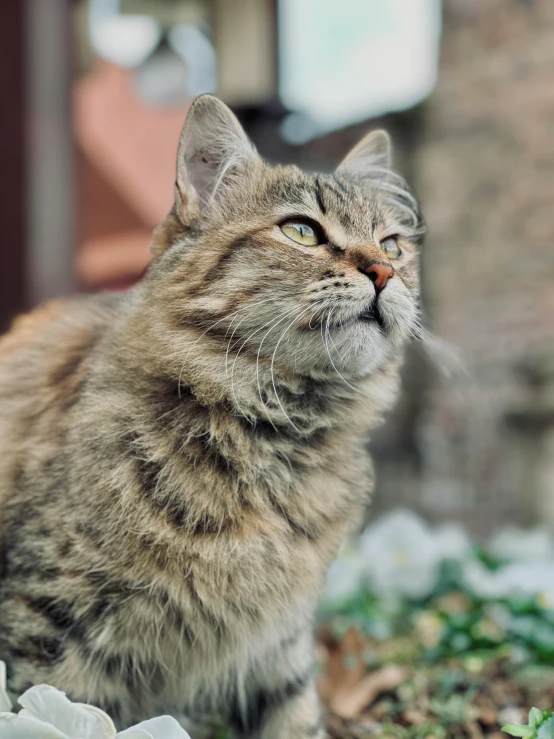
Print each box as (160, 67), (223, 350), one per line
(434, 522), (472, 560)
(463, 559), (554, 606)
(0, 661), (12, 712)
(488, 526), (554, 563)
(462, 560), (507, 599)
(323, 543), (366, 605)
(359, 509), (442, 600)
(0, 680), (190, 739)
(118, 716), (191, 738)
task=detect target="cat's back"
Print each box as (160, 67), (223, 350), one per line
(0, 293), (120, 512)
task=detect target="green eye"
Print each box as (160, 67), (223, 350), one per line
(280, 221), (322, 246)
(380, 237), (402, 259)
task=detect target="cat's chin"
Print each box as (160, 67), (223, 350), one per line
(269, 300), (414, 379)
(270, 318), (402, 381)
(316, 303), (417, 378)
(334, 323), (397, 373)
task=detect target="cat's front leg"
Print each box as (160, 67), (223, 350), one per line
(231, 677), (326, 739)
(255, 678), (326, 739)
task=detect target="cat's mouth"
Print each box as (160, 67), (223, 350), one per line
(331, 300), (386, 330)
(358, 301), (385, 329)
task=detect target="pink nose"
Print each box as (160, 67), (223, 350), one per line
(361, 261), (394, 292)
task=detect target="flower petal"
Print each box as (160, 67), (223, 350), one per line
(434, 523), (472, 560)
(360, 509), (441, 599)
(18, 685), (116, 739)
(323, 556), (364, 605)
(117, 715), (191, 739)
(71, 703), (118, 738)
(489, 526), (554, 563)
(0, 692), (12, 713)
(0, 662), (12, 712)
(0, 712), (69, 738)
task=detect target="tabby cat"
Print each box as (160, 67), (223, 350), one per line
(0, 95), (424, 737)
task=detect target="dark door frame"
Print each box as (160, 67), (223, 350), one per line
(0, 0), (27, 330)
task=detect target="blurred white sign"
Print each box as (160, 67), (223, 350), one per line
(279, 0), (441, 132)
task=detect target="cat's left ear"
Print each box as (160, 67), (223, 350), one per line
(173, 94), (260, 224)
(336, 130), (392, 180)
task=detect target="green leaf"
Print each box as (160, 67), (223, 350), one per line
(538, 717), (554, 739)
(501, 725), (532, 737)
(529, 708), (544, 726)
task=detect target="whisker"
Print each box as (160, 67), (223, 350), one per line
(322, 310), (358, 393)
(269, 311), (308, 432)
(229, 306), (302, 422)
(176, 294), (292, 396)
(224, 294), (300, 375)
(255, 320), (290, 432)
(253, 305), (315, 430)
(326, 307), (349, 367)
(261, 298), (328, 430)
(308, 301), (328, 329)
(268, 302), (327, 432)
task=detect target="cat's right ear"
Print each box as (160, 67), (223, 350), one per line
(173, 94), (260, 225)
(336, 129), (392, 180)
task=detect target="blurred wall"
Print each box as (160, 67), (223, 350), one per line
(372, 0), (554, 535)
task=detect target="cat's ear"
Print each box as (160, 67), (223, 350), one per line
(336, 130), (392, 179)
(173, 94), (260, 224)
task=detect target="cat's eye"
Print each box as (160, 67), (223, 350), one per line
(380, 236), (402, 259)
(280, 221), (322, 246)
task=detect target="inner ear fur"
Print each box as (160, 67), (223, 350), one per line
(336, 129), (392, 180)
(151, 95), (260, 256)
(174, 94), (260, 223)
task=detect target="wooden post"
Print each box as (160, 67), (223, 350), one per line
(26, 0), (77, 303)
(0, 0), (27, 330)
(0, 0), (75, 331)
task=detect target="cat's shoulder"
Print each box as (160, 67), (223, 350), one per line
(0, 292), (121, 365)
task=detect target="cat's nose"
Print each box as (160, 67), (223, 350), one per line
(360, 262), (394, 292)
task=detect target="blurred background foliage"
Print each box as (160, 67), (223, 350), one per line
(317, 510), (554, 737)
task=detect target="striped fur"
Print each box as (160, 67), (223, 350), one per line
(0, 96), (423, 737)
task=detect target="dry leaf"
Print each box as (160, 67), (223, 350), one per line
(318, 627), (371, 706)
(329, 664), (409, 719)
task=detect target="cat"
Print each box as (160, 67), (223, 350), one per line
(0, 95), (424, 738)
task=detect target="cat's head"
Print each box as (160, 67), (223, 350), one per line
(147, 95), (424, 385)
